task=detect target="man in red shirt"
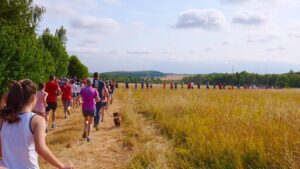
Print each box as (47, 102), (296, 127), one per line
(45, 75), (61, 129)
(62, 78), (72, 119)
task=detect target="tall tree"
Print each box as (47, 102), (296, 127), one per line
(39, 28), (69, 77)
(55, 26), (67, 46)
(68, 55), (89, 79)
(0, 0), (47, 95)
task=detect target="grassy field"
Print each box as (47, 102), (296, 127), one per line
(116, 87), (300, 169)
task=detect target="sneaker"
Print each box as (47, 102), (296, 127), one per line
(95, 126), (99, 131)
(87, 137), (91, 142)
(51, 123), (56, 129)
(64, 116), (67, 119)
(82, 131), (87, 139)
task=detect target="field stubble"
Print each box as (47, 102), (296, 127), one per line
(117, 88), (300, 169)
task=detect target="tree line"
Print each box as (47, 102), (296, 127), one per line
(0, 0), (89, 95)
(181, 71), (300, 88)
(100, 73), (162, 84)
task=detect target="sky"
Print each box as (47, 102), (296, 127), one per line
(34, 0), (300, 74)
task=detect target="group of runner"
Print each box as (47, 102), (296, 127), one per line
(124, 80), (272, 90)
(0, 72), (116, 169)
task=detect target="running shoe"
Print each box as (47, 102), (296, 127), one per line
(87, 137), (91, 142)
(51, 123), (56, 129)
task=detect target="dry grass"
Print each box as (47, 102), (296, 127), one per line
(37, 88), (300, 169)
(117, 88), (300, 169)
(116, 90), (171, 169)
(39, 99), (132, 169)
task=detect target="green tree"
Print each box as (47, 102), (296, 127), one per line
(55, 26), (67, 46)
(68, 55), (89, 79)
(0, 0), (46, 95)
(39, 28), (69, 77)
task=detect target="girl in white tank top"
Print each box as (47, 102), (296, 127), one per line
(1, 113), (39, 168)
(0, 80), (73, 169)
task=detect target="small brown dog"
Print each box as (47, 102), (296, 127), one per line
(113, 112), (121, 128)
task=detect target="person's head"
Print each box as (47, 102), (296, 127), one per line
(38, 83), (45, 91)
(0, 80), (37, 123)
(65, 78), (69, 84)
(49, 75), (55, 81)
(86, 78), (93, 86)
(93, 72), (99, 80)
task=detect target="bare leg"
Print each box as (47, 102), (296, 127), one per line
(52, 110), (56, 128)
(82, 116), (88, 138)
(67, 107), (71, 115)
(45, 112), (50, 131)
(101, 108), (105, 122)
(87, 116), (94, 138)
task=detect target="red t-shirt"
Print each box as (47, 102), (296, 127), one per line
(62, 85), (72, 101)
(45, 81), (59, 102)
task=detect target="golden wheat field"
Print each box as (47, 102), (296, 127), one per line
(39, 87), (300, 169)
(116, 87), (300, 169)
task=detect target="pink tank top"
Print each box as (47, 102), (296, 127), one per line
(34, 91), (47, 113)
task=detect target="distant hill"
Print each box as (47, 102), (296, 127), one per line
(101, 70), (165, 78)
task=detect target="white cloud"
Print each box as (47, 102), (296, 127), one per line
(220, 0), (249, 4)
(247, 35), (277, 43)
(102, 0), (120, 5)
(266, 46), (285, 51)
(232, 11), (267, 26)
(174, 9), (228, 31)
(126, 50), (153, 55)
(205, 47), (213, 52)
(70, 17), (119, 34)
(220, 0), (298, 5)
(221, 40), (231, 45)
(69, 46), (100, 55)
(130, 21), (145, 29)
(286, 19), (300, 38)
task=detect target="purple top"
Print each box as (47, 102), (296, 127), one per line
(80, 86), (99, 112)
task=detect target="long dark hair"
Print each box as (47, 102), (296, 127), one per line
(0, 80), (37, 123)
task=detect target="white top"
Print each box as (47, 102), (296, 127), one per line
(0, 112), (39, 169)
(74, 83), (82, 94)
(71, 84), (77, 94)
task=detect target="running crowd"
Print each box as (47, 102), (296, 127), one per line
(126, 80), (274, 90)
(0, 72), (116, 169)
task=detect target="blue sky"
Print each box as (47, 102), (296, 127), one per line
(35, 0), (300, 74)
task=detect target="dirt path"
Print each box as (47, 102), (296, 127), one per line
(42, 99), (132, 169)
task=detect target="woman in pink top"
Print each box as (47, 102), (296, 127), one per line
(33, 83), (48, 119)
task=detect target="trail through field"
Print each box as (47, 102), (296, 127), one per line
(43, 100), (132, 169)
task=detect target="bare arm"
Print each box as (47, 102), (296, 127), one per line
(57, 85), (62, 95)
(95, 95), (100, 103)
(44, 93), (48, 107)
(31, 116), (73, 169)
(104, 87), (110, 101)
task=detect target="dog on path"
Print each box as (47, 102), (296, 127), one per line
(113, 112), (121, 128)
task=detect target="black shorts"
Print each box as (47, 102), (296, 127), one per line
(82, 110), (95, 117)
(46, 102), (57, 112)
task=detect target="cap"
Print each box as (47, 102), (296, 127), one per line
(86, 78), (93, 84)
